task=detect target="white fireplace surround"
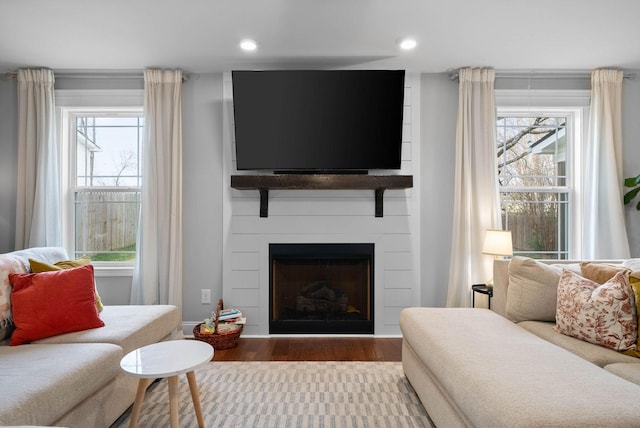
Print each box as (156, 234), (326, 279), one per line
(221, 72), (421, 336)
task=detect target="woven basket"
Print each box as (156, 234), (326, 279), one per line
(193, 299), (243, 350)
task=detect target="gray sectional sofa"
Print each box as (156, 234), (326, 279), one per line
(0, 247), (181, 427)
(401, 257), (640, 427)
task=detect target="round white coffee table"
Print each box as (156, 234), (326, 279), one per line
(120, 339), (214, 428)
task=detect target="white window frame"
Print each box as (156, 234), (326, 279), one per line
(495, 89), (590, 259)
(56, 90), (144, 275)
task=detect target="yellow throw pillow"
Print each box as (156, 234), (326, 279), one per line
(623, 271), (640, 358)
(29, 258), (104, 312)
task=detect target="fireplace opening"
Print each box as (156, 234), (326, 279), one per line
(269, 243), (374, 334)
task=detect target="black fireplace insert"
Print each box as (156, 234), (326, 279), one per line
(269, 243), (374, 334)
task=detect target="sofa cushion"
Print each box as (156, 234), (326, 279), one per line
(604, 363), (640, 387)
(9, 265), (105, 346)
(518, 320), (639, 366)
(555, 269), (637, 351)
(505, 257), (561, 322)
(0, 342), (122, 426)
(34, 304), (180, 354)
(400, 308), (640, 427)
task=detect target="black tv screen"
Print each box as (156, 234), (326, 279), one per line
(232, 70), (405, 172)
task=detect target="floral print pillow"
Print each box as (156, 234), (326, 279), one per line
(555, 269), (637, 351)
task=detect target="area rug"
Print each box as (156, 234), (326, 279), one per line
(112, 361), (433, 427)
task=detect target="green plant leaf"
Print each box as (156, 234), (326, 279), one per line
(624, 174), (640, 187)
(637, 199), (640, 211)
(624, 187), (640, 205)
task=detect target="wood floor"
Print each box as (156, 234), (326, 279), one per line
(210, 337), (402, 361)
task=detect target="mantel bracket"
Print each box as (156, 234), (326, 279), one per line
(259, 188), (269, 218)
(374, 189), (385, 217)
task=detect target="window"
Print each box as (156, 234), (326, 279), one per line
(496, 108), (581, 259)
(63, 109), (143, 263)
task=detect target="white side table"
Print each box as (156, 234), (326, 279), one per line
(120, 339), (214, 428)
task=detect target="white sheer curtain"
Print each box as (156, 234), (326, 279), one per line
(15, 69), (61, 249)
(131, 69), (183, 311)
(446, 68), (501, 307)
(582, 69), (630, 259)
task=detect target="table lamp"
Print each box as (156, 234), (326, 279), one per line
(482, 229), (513, 289)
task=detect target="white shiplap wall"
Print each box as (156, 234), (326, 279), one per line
(222, 72), (420, 336)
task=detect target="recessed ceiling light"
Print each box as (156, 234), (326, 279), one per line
(240, 39), (258, 52)
(399, 38), (417, 50)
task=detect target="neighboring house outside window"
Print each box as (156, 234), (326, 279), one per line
(495, 89), (589, 260)
(60, 106), (143, 266)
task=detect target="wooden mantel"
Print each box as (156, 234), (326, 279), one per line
(230, 174), (413, 218)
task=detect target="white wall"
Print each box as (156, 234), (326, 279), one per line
(181, 74), (225, 326)
(0, 80), (17, 253)
(419, 73), (458, 307)
(220, 72), (421, 336)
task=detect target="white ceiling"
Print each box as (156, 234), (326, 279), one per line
(1, 0), (639, 74)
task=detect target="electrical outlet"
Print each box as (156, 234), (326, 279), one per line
(201, 289), (211, 304)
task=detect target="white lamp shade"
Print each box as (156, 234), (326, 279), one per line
(482, 229), (513, 256)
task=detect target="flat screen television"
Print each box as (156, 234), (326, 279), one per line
(232, 70), (405, 173)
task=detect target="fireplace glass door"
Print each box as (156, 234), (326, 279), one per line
(269, 243), (374, 334)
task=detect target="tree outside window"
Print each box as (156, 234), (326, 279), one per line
(496, 115), (569, 259)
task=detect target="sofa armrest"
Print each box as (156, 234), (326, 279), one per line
(4, 247), (69, 268)
(491, 259), (510, 317)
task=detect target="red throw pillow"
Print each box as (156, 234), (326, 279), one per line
(9, 264), (104, 345)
